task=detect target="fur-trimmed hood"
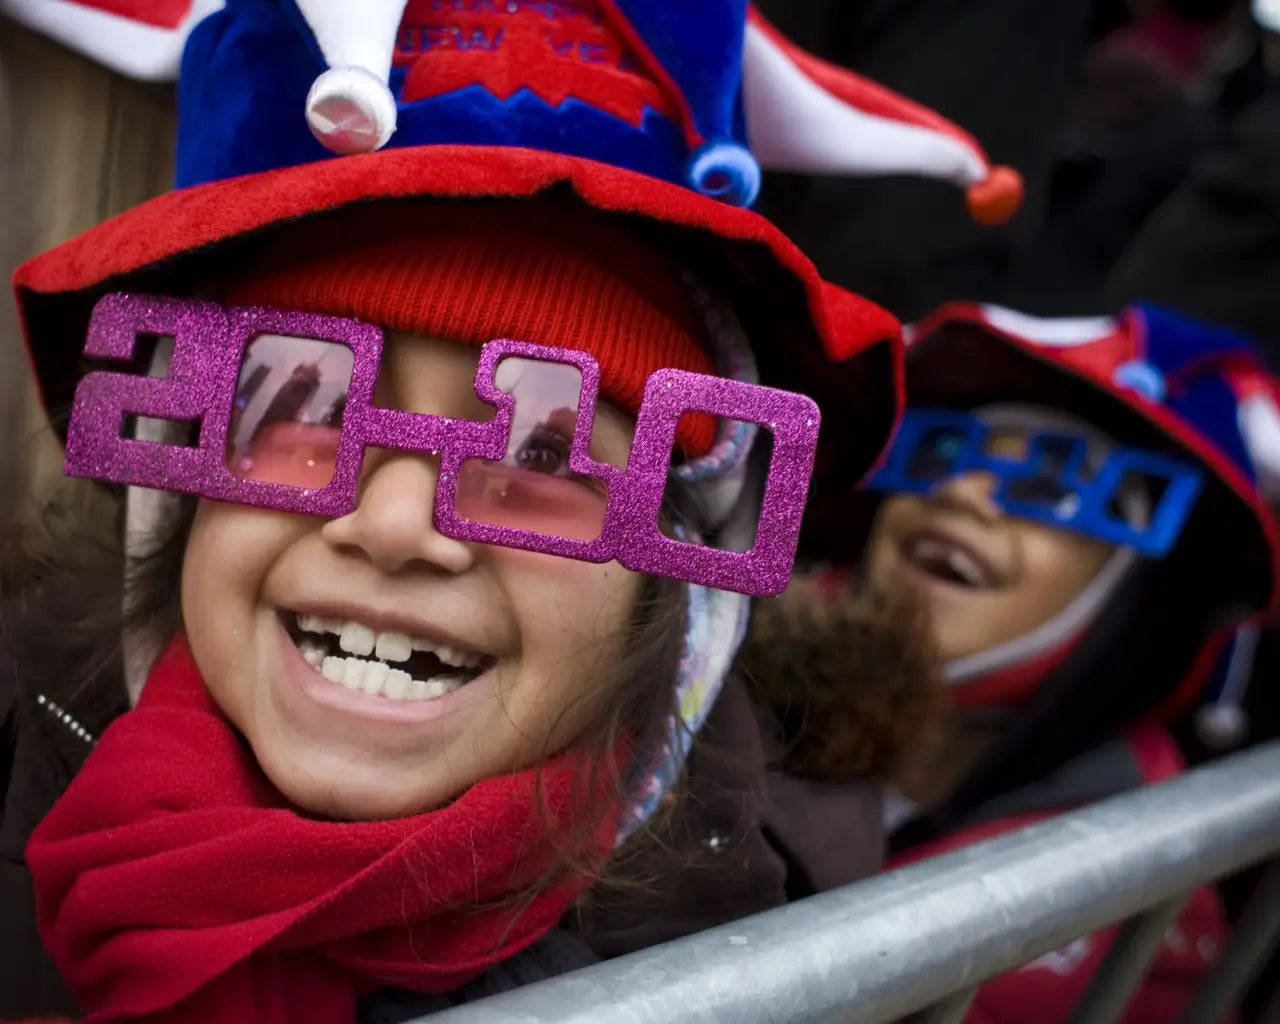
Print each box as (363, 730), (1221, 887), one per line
(737, 569), (946, 785)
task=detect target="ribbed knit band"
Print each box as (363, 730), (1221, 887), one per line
(215, 202), (717, 454)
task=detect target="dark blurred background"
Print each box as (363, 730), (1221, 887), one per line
(755, 0), (1280, 364)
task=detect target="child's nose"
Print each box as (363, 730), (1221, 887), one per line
(321, 452), (476, 576)
(931, 470), (1003, 521)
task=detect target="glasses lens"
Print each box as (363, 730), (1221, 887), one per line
(454, 357), (609, 541)
(1003, 435), (1083, 511)
(225, 335), (353, 489)
(907, 425), (968, 482)
(983, 426), (1029, 461)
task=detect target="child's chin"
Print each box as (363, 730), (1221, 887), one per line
(259, 747), (464, 821)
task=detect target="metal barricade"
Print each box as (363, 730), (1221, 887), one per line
(427, 740), (1280, 1024)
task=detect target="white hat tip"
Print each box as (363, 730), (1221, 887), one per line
(305, 66), (398, 156)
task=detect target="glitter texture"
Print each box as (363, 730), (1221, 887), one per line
(66, 294), (820, 595)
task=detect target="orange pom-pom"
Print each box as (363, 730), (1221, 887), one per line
(965, 166), (1025, 226)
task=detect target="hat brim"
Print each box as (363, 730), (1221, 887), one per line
(13, 144), (902, 494)
(904, 303), (1279, 626)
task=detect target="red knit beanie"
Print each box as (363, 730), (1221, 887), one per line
(215, 202), (718, 454)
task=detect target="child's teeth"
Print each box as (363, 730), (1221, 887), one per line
(298, 614), (350, 636)
(406, 678), (431, 700)
(343, 657), (367, 691)
(299, 613), (482, 702)
(375, 631), (412, 662)
(312, 654), (465, 703)
(350, 660), (373, 691)
(412, 637), (478, 669)
(386, 668), (413, 696)
(321, 656), (345, 684)
(339, 621), (375, 657)
(297, 612), (483, 670)
(383, 666), (408, 700)
(362, 659), (389, 695)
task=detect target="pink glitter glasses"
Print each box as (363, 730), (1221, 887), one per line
(65, 293), (821, 596)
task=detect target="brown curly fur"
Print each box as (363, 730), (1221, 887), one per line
(737, 570), (946, 783)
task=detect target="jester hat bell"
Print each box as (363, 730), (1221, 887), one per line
(8, 0), (1024, 490)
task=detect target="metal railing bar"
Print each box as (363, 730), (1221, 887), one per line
(1068, 896), (1186, 1024)
(426, 741), (1280, 1024)
(1180, 860), (1280, 1024)
(904, 986), (978, 1024)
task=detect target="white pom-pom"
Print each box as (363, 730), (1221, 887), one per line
(685, 141), (762, 207)
(1256, 0), (1280, 33)
(1195, 703), (1249, 749)
(306, 66), (398, 155)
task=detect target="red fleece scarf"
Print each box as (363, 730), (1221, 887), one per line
(26, 637), (616, 1024)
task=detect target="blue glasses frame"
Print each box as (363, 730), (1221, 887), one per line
(867, 408), (1204, 557)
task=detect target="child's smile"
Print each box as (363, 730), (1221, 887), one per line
(179, 336), (643, 821)
(867, 470), (1113, 665)
(286, 610), (492, 703)
(897, 525), (1006, 593)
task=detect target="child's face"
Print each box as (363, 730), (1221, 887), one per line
(865, 469), (1113, 663)
(181, 335), (644, 821)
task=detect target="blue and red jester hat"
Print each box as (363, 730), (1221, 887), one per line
(887, 301), (1280, 816)
(9, 0), (1024, 496)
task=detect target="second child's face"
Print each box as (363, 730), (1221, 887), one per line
(866, 471), (1113, 664)
(182, 335), (644, 821)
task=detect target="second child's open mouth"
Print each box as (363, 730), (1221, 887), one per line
(900, 531), (1001, 590)
(282, 612), (493, 701)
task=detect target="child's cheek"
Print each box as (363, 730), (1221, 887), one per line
(180, 501), (312, 716)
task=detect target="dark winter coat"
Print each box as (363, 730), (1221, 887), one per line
(0, 667), (891, 1020)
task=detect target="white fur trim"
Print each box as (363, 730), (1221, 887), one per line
(741, 21), (987, 186)
(306, 65), (398, 154)
(0, 0), (221, 81)
(978, 305), (1120, 348)
(1239, 391), (1280, 502)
